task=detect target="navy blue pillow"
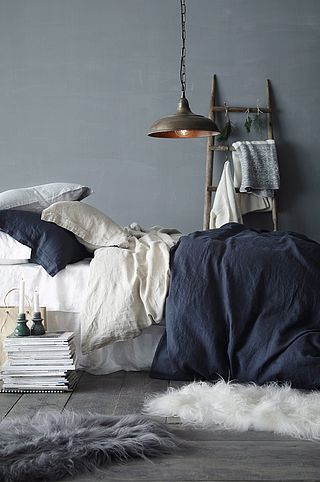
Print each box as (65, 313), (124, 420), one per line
(0, 210), (90, 276)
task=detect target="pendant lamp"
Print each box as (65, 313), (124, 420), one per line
(148, 0), (220, 139)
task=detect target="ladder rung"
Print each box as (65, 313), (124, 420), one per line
(210, 145), (235, 151)
(211, 106), (271, 113)
(207, 186), (240, 193)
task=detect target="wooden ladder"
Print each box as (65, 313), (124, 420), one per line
(203, 75), (277, 231)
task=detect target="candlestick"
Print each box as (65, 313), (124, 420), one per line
(31, 312), (45, 336)
(34, 289), (40, 313)
(14, 313), (30, 336)
(18, 279), (25, 315)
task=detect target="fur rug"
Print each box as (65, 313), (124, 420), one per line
(0, 411), (179, 482)
(144, 380), (320, 440)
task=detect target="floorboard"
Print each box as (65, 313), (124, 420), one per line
(6, 392), (71, 417)
(64, 438), (320, 481)
(0, 392), (22, 419)
(113, 371), (168, 415)
(65, 370), (126, 414)
(172, 426), (295, 442)
(1, 372), (320, 482)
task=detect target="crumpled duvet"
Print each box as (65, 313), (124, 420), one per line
(151, 224), (320, 389)
(80, 224), (180, 353)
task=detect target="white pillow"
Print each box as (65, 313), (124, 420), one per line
(0, 231), (31, 260)
(0, 182), (93, 213)
(0, 259), (29, 265)
(41, 201), (129, 251)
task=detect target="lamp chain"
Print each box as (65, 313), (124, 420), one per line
(179, 0), (187, 98)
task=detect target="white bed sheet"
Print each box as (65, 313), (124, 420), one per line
(0, 261), (164, 374)
(47, 312), (163, 374)
(0, 260), (90, 311)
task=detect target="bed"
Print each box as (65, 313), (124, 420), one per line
(2, 183), (320, 389)
(0, 182), (170, 374)
(0, 260), (164, 374)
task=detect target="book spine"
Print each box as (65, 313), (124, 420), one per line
(0, 388), (71, 393)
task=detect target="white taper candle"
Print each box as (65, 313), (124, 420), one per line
(18, 279), (25, 314)
(34, 289), (40, 313)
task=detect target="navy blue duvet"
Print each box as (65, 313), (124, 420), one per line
(150, 223), (320, 389)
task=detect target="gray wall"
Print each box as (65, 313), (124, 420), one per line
(0, 0), (319, 238)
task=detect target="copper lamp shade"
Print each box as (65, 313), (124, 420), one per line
(148, 97), (220, 138)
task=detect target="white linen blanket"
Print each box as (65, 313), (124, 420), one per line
(80, 225), (180, 353)
(209, 160), (242, 228)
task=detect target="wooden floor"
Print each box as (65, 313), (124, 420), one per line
(2, 371), (320, 482)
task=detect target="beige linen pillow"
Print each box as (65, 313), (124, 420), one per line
(41, 201), (129, 251)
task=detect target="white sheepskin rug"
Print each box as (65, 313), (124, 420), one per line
(144, 380), (320, 440)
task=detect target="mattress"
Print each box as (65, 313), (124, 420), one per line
(0, 259), (91, 312)
(0, 261), (163, 374)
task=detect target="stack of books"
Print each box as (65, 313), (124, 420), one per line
(1, 331), (77, 393)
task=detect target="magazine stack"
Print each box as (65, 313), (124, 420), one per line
(1, 331), (77, 393)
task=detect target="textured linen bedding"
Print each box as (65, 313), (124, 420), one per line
(0, 185), (169, 373)
(80, 226), (180, 353)
(151, 223), (320, 389)
(6, 183), (320, 389)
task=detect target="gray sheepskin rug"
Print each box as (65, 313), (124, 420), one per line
(0, 410), (179, 482)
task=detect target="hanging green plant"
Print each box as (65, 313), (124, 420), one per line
(218, 103), (233, 142)
(253, 102), (264, 135)
(218, 119), (232, 142)
(253, 113), (263, 134)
